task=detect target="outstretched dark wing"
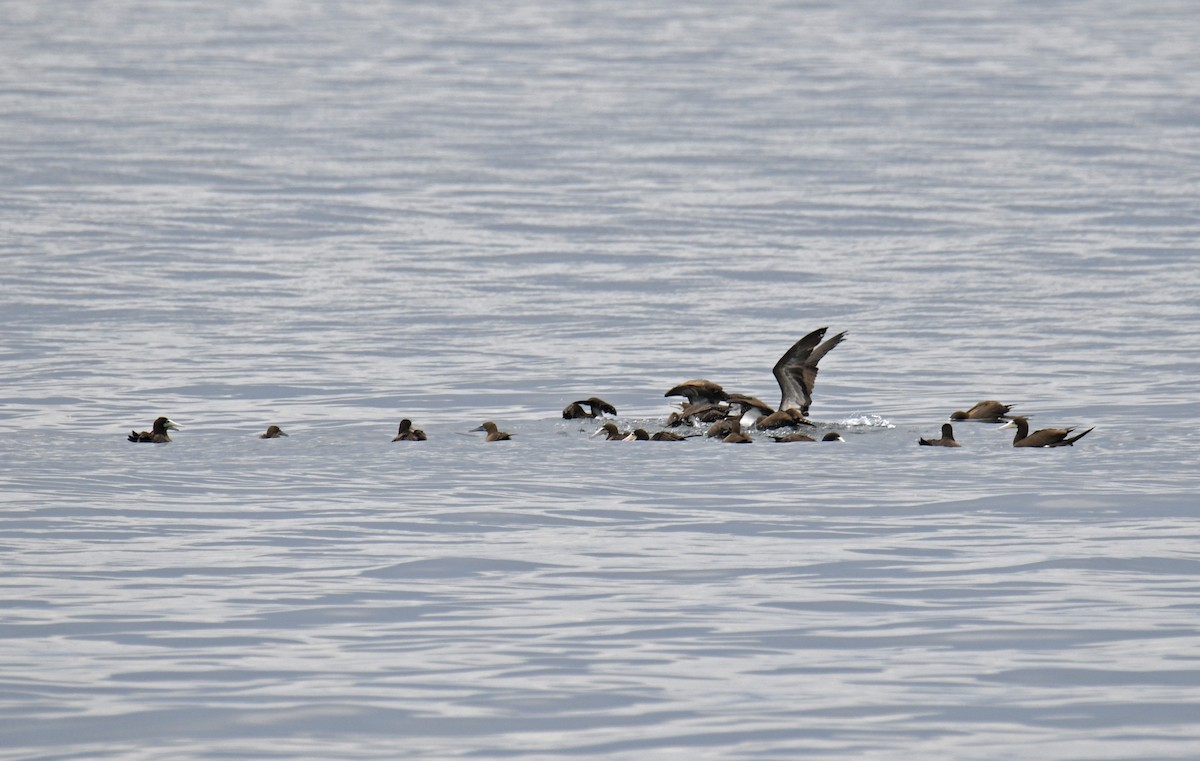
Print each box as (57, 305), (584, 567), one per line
(586, 397), (618, 416)
(772, 327), (847, 415)
(664, 379), (728, 405)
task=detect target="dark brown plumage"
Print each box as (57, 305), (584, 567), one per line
(754, 407), (814, 430)
(392, 419), (427, 441)
(127, 416), (180, 443)
(726, 394), (773, 415)
(562, 402), (589, 419)
(666, 402), (728, 426)
(260, 425), (288, 439)
(665, 328), (846, 424)
(773, 327), (847, 416)
(919, 423), (960, 447)
(950, 400), (1013, 422)
(591, 422), (629, 440)
(705, 416), (742, 439)
(707, 417), (752, 443)
(1000, 416), (1093, 447)
(650, 430), (689, 441)
(664, 379), (729, 406)
(562, 397), (618, 419)
(625, 428), (689, 441)
(473, 421), (511, 442)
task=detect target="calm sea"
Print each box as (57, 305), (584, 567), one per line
(2, 1), (1199, 759)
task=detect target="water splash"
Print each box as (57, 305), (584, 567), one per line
(839, 413), (895, 428)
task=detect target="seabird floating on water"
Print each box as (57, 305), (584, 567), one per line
(591, 422), (629, 440)
(473, 421), (511, 442)
(650, 430), (689, 441)
(623, 428), (690, 441)
(753, 407), (814, 431)
(127, 416), (180, 443)
(392, 419), (427, 441)
(950, 400), (1013, 422)
(918, 423), (960, 447)
(260, 425), (288, 439)
(999, 416), (1092, 447)
(705, 416), (742, 439)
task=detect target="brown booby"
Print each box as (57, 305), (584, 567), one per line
(392, 419), (427, 441)
(473, 421), (512, 442)
(918, 423), (960, 447)
(950, 400), (1013, 422)
(999, 416), (1093, 448)
(127, 417), (180, 443)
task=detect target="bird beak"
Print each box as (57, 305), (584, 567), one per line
(165, 419), (182, 430)
(997, 421), (1014, 429)
(589, 427), (607, 439)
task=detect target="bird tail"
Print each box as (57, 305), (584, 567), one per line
(1061, 427), (1094, 446)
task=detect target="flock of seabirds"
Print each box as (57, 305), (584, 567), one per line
(127, 327), (1094, 449)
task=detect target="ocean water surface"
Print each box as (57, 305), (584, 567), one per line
(2, 1), (1199, 759)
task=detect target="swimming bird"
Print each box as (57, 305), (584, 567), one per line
(754, 407), (814, 431)
(127, 416), (180, 443)
(650, 430), (689, 441)
(473, 421), (511, 442)
(821, 432), (845, 442)
(623, 428), (692, 441)
(705, 415), (742, 439)
(950, 400), (1013, 422)
(562, 397), (619, 419)
(709, 416), (752, 443)
(260, 425), (288, 439)
(773, 326), (847, 416)
(591, 422), (630, 440)
(919, 423), (960, 447)
(999, 416), (1093, 448)
(392, 419), (427, 441)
